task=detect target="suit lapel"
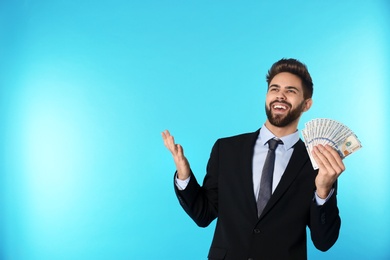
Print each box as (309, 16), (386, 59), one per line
(258, 139), (309, 220)
(239, 130), (261, 217)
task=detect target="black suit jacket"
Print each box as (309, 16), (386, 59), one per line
(175, 129), (341, 260)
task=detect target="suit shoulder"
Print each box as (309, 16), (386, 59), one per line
(294, 138), (306, 151)
(217, 130), (260, 144)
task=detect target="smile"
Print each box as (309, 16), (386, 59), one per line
(273, 104), (287, 110)
(271, 101), (291, 110)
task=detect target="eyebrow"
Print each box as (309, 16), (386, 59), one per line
(269, 84), (301, 92)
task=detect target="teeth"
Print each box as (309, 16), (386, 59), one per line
(274, 105), (286, 109)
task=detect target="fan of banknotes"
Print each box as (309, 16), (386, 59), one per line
(301, 118), (362, 169)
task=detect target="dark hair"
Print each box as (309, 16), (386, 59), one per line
(266, 58), (313, 99)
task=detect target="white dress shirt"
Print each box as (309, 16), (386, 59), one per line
(252, 125), (297, 199)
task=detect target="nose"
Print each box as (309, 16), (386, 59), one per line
(276, 92), (286, 100)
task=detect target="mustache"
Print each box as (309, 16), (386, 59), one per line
(270, 100), (291, 108)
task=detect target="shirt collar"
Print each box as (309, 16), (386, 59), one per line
(260, 124), (300, 151)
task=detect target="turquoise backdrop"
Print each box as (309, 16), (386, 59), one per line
(1, 0), (389, 259)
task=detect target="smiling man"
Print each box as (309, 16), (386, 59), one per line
(162, 58), (345, 260)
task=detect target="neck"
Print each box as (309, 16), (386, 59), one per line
(265, 120), (299, 138)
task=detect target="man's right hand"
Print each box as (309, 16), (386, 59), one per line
(162, 130), (191, 180)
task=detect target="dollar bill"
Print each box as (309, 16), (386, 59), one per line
(301, 118), (362, 170)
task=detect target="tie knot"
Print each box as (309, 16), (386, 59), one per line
(268, 138), (283, 151)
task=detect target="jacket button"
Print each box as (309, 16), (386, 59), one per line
(253, 229), (261, 234)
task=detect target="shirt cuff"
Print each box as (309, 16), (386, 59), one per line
(314, 188), (335, 206)
(175, 174), (190, 190)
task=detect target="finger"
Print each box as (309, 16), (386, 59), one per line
(162, 130), (169, 147)
(319, 145), (344, 174)
(162, 131), (184, 159)
(162, 130), (176, 153)
(177, 144), (185, 158)
(161, 129), (171, 141)
(313, 145), (343, 175)
(312, 146), (328, 169)
(324, 145), (345, 172)
(161, 130), (168, 143)
(312, 145), (336, 173)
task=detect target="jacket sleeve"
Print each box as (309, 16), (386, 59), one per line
(173, 140), (220, 227)
(309, 182), (341, 251)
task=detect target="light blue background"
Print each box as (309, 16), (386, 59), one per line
(1, 0), (389, 259)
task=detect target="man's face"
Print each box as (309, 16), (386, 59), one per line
(265, 72), (310, 127)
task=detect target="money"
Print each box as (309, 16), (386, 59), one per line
(301, 118), (362, 170)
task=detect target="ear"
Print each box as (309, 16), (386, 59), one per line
(302, 98), (313, 112)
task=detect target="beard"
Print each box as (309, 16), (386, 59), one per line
(265, 100), (306, 127)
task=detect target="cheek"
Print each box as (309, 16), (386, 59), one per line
(265, 94), (273, 105)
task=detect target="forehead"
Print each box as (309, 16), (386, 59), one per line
(269, 72), (303, 89)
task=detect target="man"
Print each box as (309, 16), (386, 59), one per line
(162, 58), (345, 260)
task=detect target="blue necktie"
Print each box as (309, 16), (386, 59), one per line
(257, 138), (282, 218)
